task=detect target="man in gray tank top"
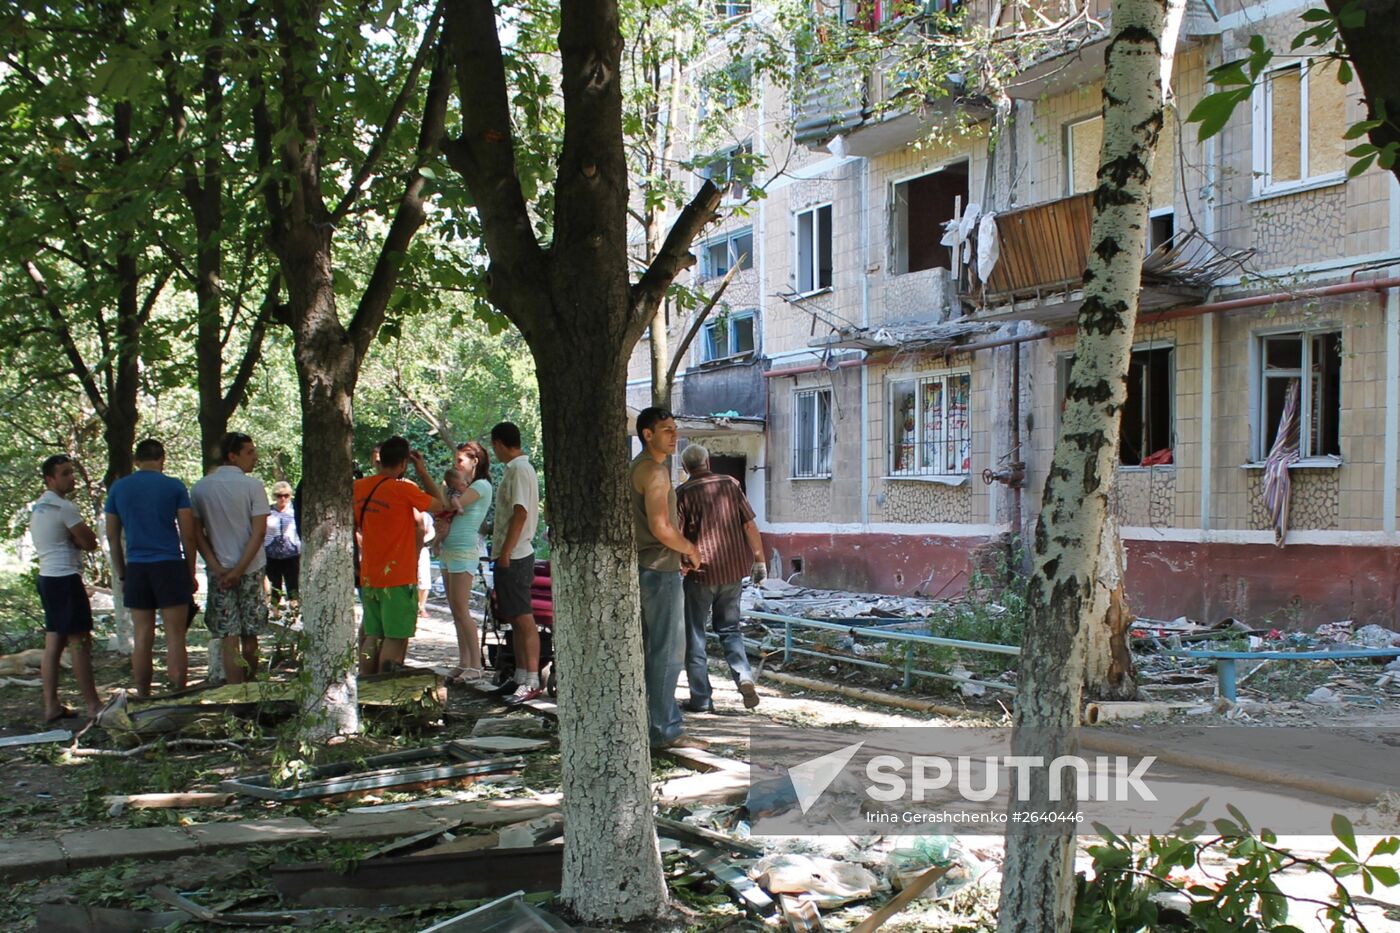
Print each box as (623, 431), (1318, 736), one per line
(629, 407), (702, 749)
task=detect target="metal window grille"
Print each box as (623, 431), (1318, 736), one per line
(889, 372), (971, 476)
(793, 389), (833, 478)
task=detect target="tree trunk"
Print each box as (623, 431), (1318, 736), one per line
(1082, 514), (1138, 700)
(995, 0), (1184, 929)
(290, 255), (362, 737)
(541, 347), (669, 922)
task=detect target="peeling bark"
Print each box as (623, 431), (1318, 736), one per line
(995, 0), (1185, 929)
(1082, 514), (1137, 700)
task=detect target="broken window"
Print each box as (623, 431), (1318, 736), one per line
(1120, 346), (1174, 466)
(793, 388), (833, 478)
(701, 141), (753, 201)
(1055, 347), (1175, 466)
(1149, 210), (1176, 251)
(891, 161), (969, 275)
(699, 228), (754, 280)
(888, 371), (971, 477)
(1066, 115), (1103, 196)
(1257, 330), (1342, 460)
(714, 0), (752, 18)
(795, 204), (833, 294)
(1257, 61), (1347, 193)
(700, 309), (756, 362)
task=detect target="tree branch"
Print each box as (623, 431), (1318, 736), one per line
(22, 261), (107, 416)
(392, 362), (458, 450)
(666, 260), (740, 388)
(221, 273), (279, 418)
(629, 180), (722, 340)
(442, 0), (547, 336)
(331, 2), (443, 223)
(348, 42), (452, 364)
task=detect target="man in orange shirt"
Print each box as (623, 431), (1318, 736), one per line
(354, 436), (447, 674)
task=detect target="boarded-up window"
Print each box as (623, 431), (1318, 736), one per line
(1151, 113), (1176, 210)
(1308, 61), (1347, 177)
(1268, 67), (1303, 184)
(1067, 116), (1103, 195)
(1259, 60), (1348, 191)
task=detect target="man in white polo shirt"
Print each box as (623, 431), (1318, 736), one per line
(191, 432), (270, 684)
(30, 454), (102, 723)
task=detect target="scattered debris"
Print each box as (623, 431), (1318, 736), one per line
(471, 715), (552, 738)
(222, 745), (524, 801)
(0, 648), (69, 675)
(751, 853), (880, 908)
(1306, 686), (1343, 705)
(418, 891), (574, 933)
(271, 845), (564, 908)
(655, 814), (766, 857)
(849, 865), (952, 933)
(34, 903), (183, 932)
(497, 812), (564, 848)
(457, 735), (551, 753)
(104, 792), (234, 817)
(694, 847), (775, 916)
(146, 885), (400, 927)
(949, 664), (986, 698)
(778, 893), (825, 932)
(0, 728), (72, 748)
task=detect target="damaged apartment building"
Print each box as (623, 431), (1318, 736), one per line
(626, 0), (1400, 626)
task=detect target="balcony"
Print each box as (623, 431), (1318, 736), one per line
(793, 11), (993, 154)
(958, 192), (1252, 323)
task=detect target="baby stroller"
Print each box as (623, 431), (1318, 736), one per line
(480, 557), (558, 697)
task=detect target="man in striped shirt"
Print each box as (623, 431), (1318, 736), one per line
(676, 443), (766, 713)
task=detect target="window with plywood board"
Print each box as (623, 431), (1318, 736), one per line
(1255, 60), (1348, 195)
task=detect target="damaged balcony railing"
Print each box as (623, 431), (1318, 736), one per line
(744, 610), (1020, 693)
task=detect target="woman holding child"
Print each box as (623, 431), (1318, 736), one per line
(438, 441), (492, 683)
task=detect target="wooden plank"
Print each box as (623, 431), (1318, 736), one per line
(655, 815), (766, 858)
(849, 865), (950, 933)
(780, 894), (825, 932)
(695, 847), (775, 916)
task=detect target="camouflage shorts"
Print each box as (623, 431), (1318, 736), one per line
(205, 569), (269, 638)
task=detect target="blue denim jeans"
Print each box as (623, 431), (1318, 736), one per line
(639, 567), (685, 746)
(683, 580), (754, 707)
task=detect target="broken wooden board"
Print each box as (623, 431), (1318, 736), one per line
(655, 815), (765, 858)
(100, 670), (444, 736)
(849, 865), (950, 933)
(409, 831), (499, 857)
(498, 812), (564, 848)
(104, 792), (234, 814)
(34, 904), (182, 932)
(271, 844), (564, 907)
(752, 853), (879, 907)
(221, 746), (523, 801)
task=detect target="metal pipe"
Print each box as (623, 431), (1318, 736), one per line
(747, 610), (1021, 656)
(1010, 335), (1022, 537)
(739, 635), (1016, 693)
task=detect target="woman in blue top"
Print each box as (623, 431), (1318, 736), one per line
(439, 441), (492, 683)
(263, 481), (301, 610)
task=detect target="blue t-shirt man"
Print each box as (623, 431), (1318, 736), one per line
(105, 469), (192, 563)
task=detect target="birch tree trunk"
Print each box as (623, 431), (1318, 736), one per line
(1082, 513), (1137, 699)
(995, 0), (1184, 928)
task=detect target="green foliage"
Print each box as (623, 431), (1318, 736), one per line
(1076, 805), (1399, 932)
(1186, 3), (1398, 179)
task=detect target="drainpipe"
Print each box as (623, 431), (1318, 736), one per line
(1010, 338), (1023, 537)
(859, 155), (871, 525)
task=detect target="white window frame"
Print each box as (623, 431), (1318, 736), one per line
(714, 0), (752, 19)
(792, 388), (833, 479)
(698, 227), (754, 281)
(793, 203), (833, 296)
(886, 369), (973, 479)
(1251, 59), (1346, 198)
(1064, 114), (1103, 197)
(699, 308), (757, 363)
(1249, 325), (1343, 463)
